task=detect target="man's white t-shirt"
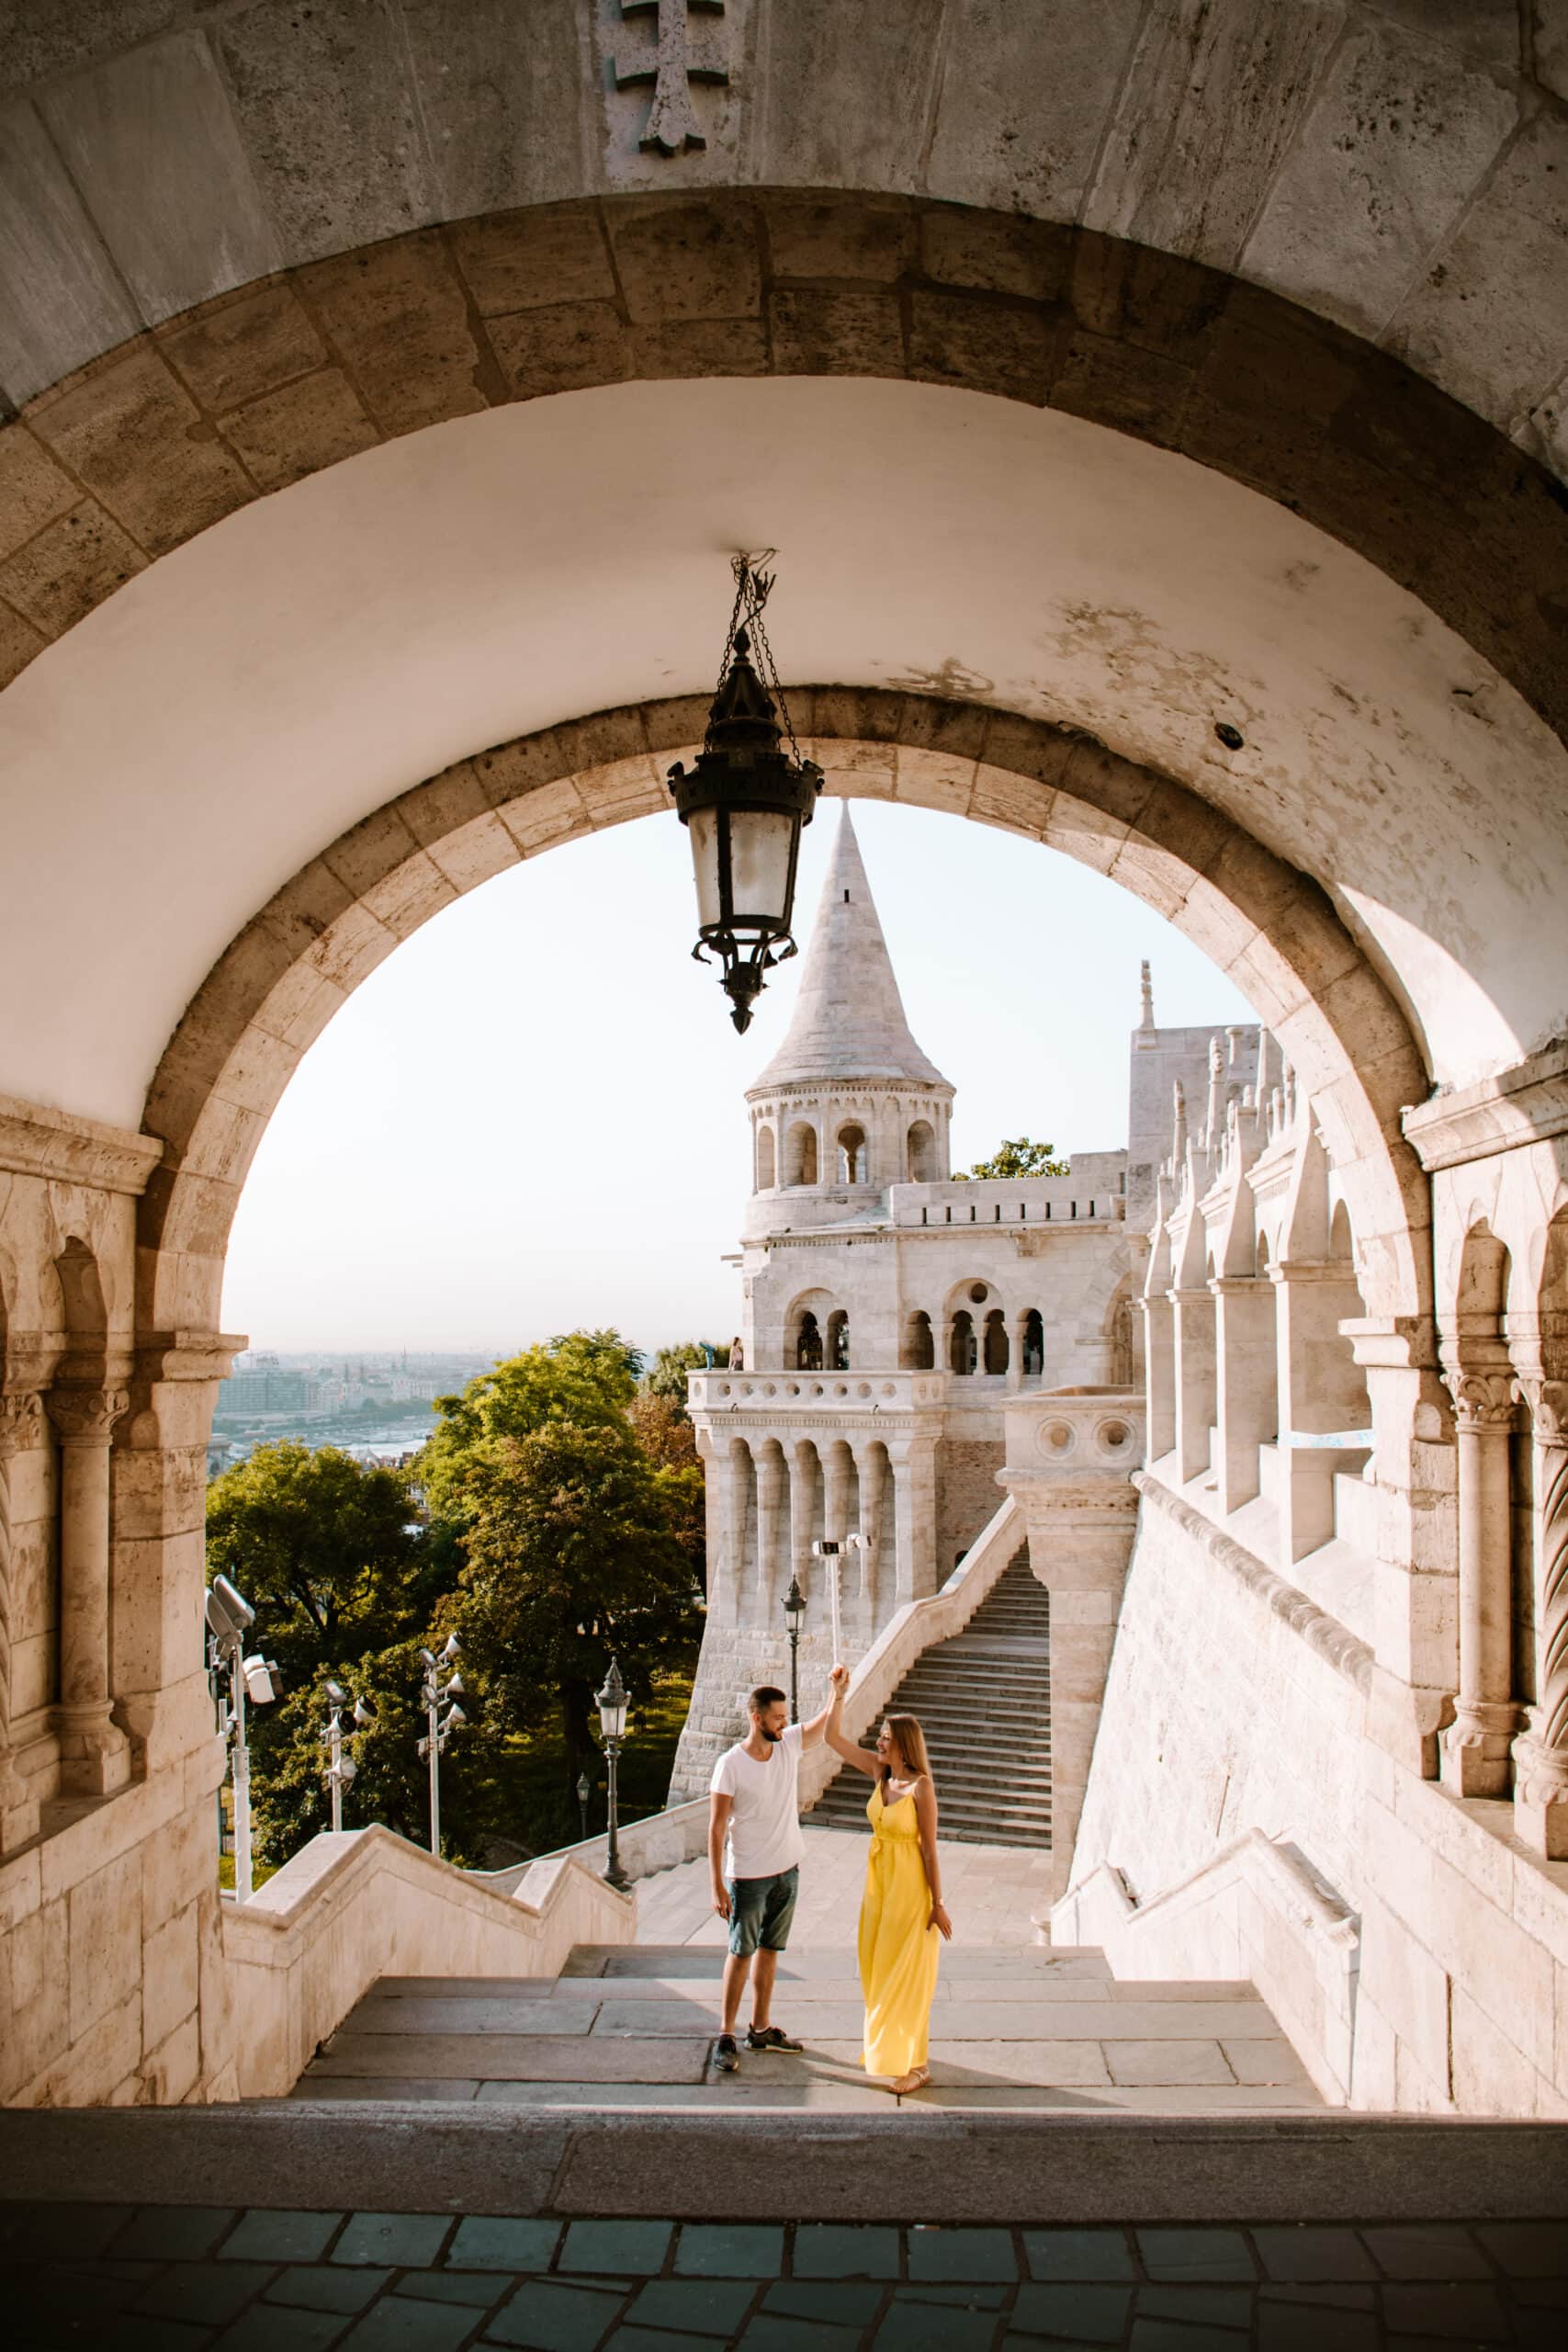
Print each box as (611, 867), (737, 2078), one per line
(710, 1723), (806, 1880)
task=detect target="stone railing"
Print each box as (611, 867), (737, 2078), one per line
(798, 1492), (1025, 1811)
(223, 1825), (634, 2097)
(1053, 1828), (1359, 2106)
(688, 1370), (946, 1417)
(471, 1801), (712, 1897)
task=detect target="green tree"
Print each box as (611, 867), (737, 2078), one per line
(420, 1330), (643, 1521)
(639, 1339), (726, 1416)
(957, 1136), (1069, 1179)
(628, 1389), (707, 1592)
(205, 1442), (434, 1688)
(454, 1418), (700, 1781)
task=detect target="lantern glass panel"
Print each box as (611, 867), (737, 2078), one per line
(727, 805), (795, 926)
(686, 806), (725, 930)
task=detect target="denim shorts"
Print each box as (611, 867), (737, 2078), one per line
(727, 1865), (799, 1958)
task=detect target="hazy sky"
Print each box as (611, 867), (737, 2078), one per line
(221, 797), (1253, 1356)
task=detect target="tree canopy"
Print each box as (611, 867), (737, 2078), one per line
(420, 1329), (643, 1521)
(639, 1339), (726, 1416)
(205, 1442), (434, 1686)
(956, 1136), (1069, 1179)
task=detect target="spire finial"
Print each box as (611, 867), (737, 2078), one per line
(1139, 959), (1155, 1030)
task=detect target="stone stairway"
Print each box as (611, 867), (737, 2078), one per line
(808, 1551), (1052, 1846)
(291, 1938), (1323, 2113)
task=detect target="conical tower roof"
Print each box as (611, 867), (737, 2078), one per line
(750, 804), (953, 1093)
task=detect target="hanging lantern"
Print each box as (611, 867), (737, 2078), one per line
(668, 556), (822, 1033)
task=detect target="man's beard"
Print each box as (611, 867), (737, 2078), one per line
(760, 1725), (783, 1744)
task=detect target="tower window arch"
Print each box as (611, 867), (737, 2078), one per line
(827, 1308), (850, 1370)
(795, 1311), (823, 1371)
(756, 1125), (775, 1191)
(1021, 1309), (1044, 1377)
(837, 1124), (868, 1183)
(785, 1122), (818, 1185)
(901, 1310), (935, 1370)
(983, 1307), (1009, 1374)
(950, 1309), (977, 1375)
(908, 1120), (937, 1181)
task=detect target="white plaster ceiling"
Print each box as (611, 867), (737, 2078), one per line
(2, 376), (1563, 1130)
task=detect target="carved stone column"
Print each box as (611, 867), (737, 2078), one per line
(1139, 1291), (1175, 1461)
(48, 1386), (132, 1796)
(821, 1440), (853, 1549)
(787, 1440), (818, 1600)
(1512, 1379), (1568, 1858)
(888, 1435), (939, 1604)
(0, 1392), (44, 1851)
(1439, 1369), (1520, 1799)
(754, 1441), (785, 1617)
(1168, 1286), (1216, 1484)
(852, 1440), (886, 1614)
(1211, 1275), (1277, 1515)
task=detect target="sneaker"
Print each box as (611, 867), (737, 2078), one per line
(714, 2034), (740, 2073)
(746, 2024), (803, 2052)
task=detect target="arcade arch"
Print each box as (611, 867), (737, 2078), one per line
(0, 110), (1565, 2115)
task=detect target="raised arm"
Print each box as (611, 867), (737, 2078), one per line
(818, 1664), (882, 1778)
(913, 1774), (953, 1939)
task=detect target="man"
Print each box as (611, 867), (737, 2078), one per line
(707, 1681), (834, 2073)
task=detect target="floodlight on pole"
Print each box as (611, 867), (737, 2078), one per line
(205, 1571), (279, 1905)
(322, 1679), (374, 1834)
(418, 1634), (465, 1859)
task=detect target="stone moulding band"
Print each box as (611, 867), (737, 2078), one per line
(1133, 1471), (1374, 1694)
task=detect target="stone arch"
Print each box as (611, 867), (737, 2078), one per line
(907, 1120), (938, 1182)
(135, 694), (1431, 1345)
(826, 1309), (851, 1374)
(2, 185), (1562, 763)
(755, 1125), (776, 1193)
(836, 1123), (869, 1186)
(982, 1308), (1009, 1376)
(787, 1289), (836, 1374)
(900, 1310), (935, 1372)
(784, 1121), (818, 1189)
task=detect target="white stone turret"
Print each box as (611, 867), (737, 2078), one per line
(743, 805), (954, 1227)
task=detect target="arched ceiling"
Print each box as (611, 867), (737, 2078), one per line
(1, 0), (1563, 477)
(2, 373), (1562, 1130)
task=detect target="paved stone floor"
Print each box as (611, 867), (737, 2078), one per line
(637, 1825), (1053, 1951)
(298, 1828), (1320, 2114)
(4, 2203), (1563, 2349)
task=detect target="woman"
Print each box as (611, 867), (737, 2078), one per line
(826, 1665), (953, 2095)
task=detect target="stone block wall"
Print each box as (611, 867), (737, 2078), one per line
(1066, 1476), (1568, 2117)
(2, 1744), (231, 2106)
(935, 1439), (1006, 1579)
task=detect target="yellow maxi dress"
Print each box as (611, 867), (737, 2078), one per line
(858, 1782), (941, 2076)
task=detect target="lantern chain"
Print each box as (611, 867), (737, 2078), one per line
(723, 550), (805, 767)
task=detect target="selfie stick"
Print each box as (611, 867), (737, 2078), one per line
(812, 1537), (842, 1666)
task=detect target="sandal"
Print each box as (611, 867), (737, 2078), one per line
(890, 2066), (931, 2096)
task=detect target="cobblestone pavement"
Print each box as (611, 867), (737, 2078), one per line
(3, 2204), (1563, 2349)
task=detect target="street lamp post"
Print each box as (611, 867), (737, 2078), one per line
(596, 1658), (631, 1893)
(418, 1633), (466, 1859)
(322, 1679), (374, 1834)
(205, 1571), (280, 1905)
(576, 1770), (593, 1843)
(783, 1575), (806, 1724)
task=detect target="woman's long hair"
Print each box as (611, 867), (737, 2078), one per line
(884, 1713), (933, 1784)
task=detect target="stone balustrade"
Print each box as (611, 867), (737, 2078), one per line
(688, 1370), (946, 1418)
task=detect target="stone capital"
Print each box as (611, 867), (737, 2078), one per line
(1513, 1378), (1568, 1446)
(1441, 1369), (1517, 1431)
(1512, 1724), (1568, 1807)
(46, 1387), (130, 1447)
(0, 1391), (44, 1457)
